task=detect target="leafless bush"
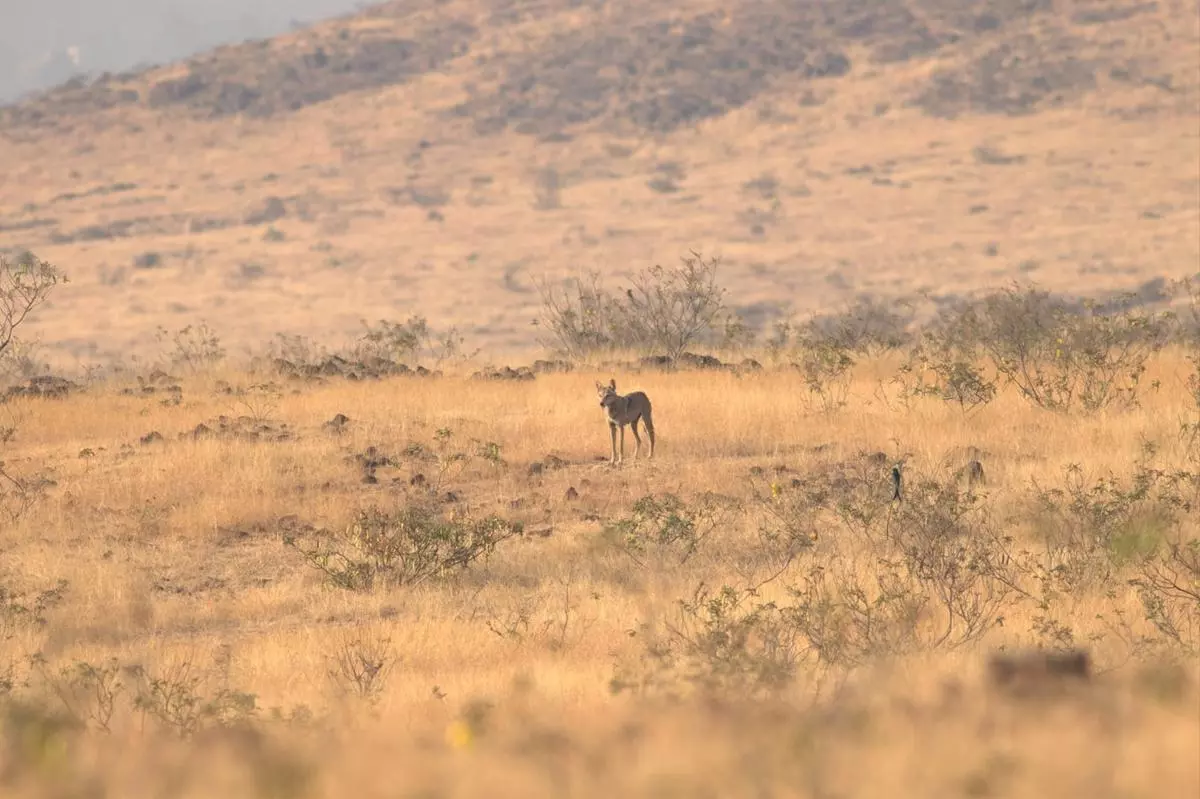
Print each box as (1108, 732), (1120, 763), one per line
(154, 322), (226, 373)
(1175, 277), (1200, 461)
(325, 629), (397, 707)
(803, 295), (916, 356)
(611, 583), (806, 700)
(127, 650), (258, 739)
(534, 251), (744, 359)
(354, 315), (471, 369)
(0, 252), (65, 367)
(29, 655), (125, 733)
(1130, 538), (1200, 655)
(484, 567), (597, 653)
(957, 284), (1169, 413)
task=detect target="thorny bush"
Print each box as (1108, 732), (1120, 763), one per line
(954, 284), (1169, 413)
(284, 503), (523, 591)
(534, 251), (747, 359)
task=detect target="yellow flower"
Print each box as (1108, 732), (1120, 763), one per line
(770, 482), (781, 498)
(445, 720), (474, 750)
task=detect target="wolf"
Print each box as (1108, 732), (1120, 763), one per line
(595, 378), (655, 465)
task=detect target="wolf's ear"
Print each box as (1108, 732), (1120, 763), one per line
(609, 378), (617, 390)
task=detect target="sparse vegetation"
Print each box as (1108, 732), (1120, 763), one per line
(0, 252), (64, 365)
(534, 251), (746, 360)
(0, 0), (1198, 791)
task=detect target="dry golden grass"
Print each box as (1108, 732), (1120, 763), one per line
(0, 0), (1197, 365)
(1, 348), (1198, 796)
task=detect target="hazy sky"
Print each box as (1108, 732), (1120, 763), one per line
(0, 0), (370, 103)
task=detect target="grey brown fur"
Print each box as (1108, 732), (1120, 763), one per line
(596, 378), (655, 465)
(953, 459), (986, 489)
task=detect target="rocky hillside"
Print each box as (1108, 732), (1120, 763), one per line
(0, 0), (1196, 363)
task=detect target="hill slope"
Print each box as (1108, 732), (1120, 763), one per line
(0, 0), (1197, 364)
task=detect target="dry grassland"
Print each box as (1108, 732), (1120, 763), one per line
(1, 0), (1197, 362)
(1, 348), (1198, 797)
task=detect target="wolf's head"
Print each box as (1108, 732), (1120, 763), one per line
(595, 378), (618, 409)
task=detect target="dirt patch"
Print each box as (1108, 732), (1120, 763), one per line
(183, 415), (294, 443)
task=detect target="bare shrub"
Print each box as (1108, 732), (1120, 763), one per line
(794, 336), (856, 414)
(955, 284), (1170, 413)
(325, 629), (397, 707)
(154, 322), (226, 373)
(1130, 538), (1200, 655)
(534, 251), (744, 359)
(29, 655), (125, 733)
(354, 315), (470, 369)
(805, 295), (916, 356)
(1175, 277), (1200, 462)
(0, 252), (65, 365)
(611, 583), (805, 700)
(484, 567), (598, 653)
(127, 650), (258, 739)
(532, 270), (615, 360)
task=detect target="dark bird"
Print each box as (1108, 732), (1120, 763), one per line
(891, 464), (902, 502)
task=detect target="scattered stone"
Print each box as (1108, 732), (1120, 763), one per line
(187, 423), (215, 440)
(410, 473), (427, 487)
(273, 355), (432, 382)
(676, 352), (725, 370)
(78, 448), (95, 458)
(471, 365), (535, 381)
(528, 461), (545, 477)
(143, 368), (178, 385)
(3, 375), (78, 401)
(139, 431), (164, 445)
(323, 413), (351, 433)
(177, 416), (292, 443)
(564, 486), (579, 501)
(352, 445), (395, 483)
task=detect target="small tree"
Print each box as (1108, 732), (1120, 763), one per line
(617, 252), (733, 359)
(0, 252), (65, 362)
